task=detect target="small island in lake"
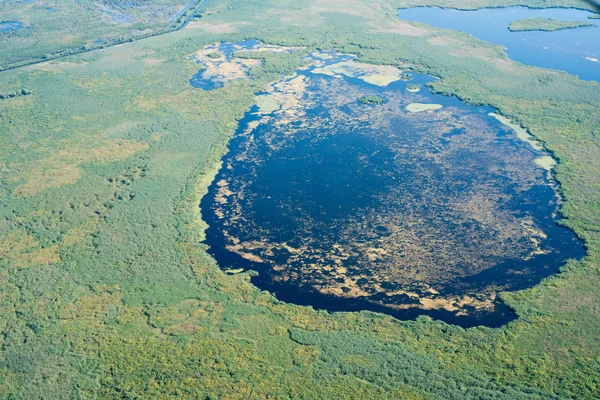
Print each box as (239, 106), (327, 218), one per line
(359, 95), (386, 104)
(508, 18), (594, 32)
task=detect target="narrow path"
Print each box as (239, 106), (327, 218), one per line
(0, 0), (211, 73)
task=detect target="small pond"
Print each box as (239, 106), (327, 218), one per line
(0, 21), (23, 33)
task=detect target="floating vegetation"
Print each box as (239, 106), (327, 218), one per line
(535, 155), (557, 170)
(489, 112), (544, 151)
(202, 52), (582, 326)
(406, 102), (442, 112)
(312, 58), (407, 86)
(255, 94), (281, 114)
(189, 40), (301, 90)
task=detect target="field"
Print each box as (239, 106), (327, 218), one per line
(0, 0), (599, 398)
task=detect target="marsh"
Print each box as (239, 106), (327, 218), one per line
(200, 49), (584, 327)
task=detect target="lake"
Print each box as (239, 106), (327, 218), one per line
(199, 47), (584, 327)
(398, 7), (600, 82)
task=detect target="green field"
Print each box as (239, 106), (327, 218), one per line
(1, 0), (599, 398)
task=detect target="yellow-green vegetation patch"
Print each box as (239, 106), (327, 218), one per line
(535, 155), (557, 170)
(255, 94), (281, 114)
(13, 138), (148, 196)
(312, 59), (406, 86)
(406, 103), (442, 112)
(0, 228), (60, 268)
(225, 268), (245, 274)
(488, 112), (544, 151)
(406, 84), (421, 92)
(362, 74), (404, 86)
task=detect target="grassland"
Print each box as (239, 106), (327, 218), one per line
(0, 0), (599, 398)
(509, 17), (595, 30)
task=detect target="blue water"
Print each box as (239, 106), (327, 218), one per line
(189, 40), (299, 90)
(201, 52), (584, 327)
(0, 21), (23, 33)
(398, 7), (600, 81)
(190, 40), (261, 90)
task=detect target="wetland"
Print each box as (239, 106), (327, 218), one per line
(200, 47), (584, 327)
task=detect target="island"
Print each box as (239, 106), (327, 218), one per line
(359, 95), (386, 104)
(508, 18), (594, 32)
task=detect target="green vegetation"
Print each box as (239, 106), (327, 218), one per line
(0, 88), (31, 99)
(509, 17), (594, 31)
(406, 83), (421, 92)
(0, 0), (209, 71)
(207, 51), (223, 58)
(0, 0), (599, 398)
(359, 94), (386, 104)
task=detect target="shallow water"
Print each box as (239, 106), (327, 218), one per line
(0, 21), (23, 33)
(200, 50), (584, 327)
(398, 7), (600, 81)
(190, 40), (260, 90)
(189, 40), (299, 90)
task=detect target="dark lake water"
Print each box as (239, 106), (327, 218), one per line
(199, 48), (584, 327)
(398, 7), (600, 82)
(0, 21), (23, 33)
